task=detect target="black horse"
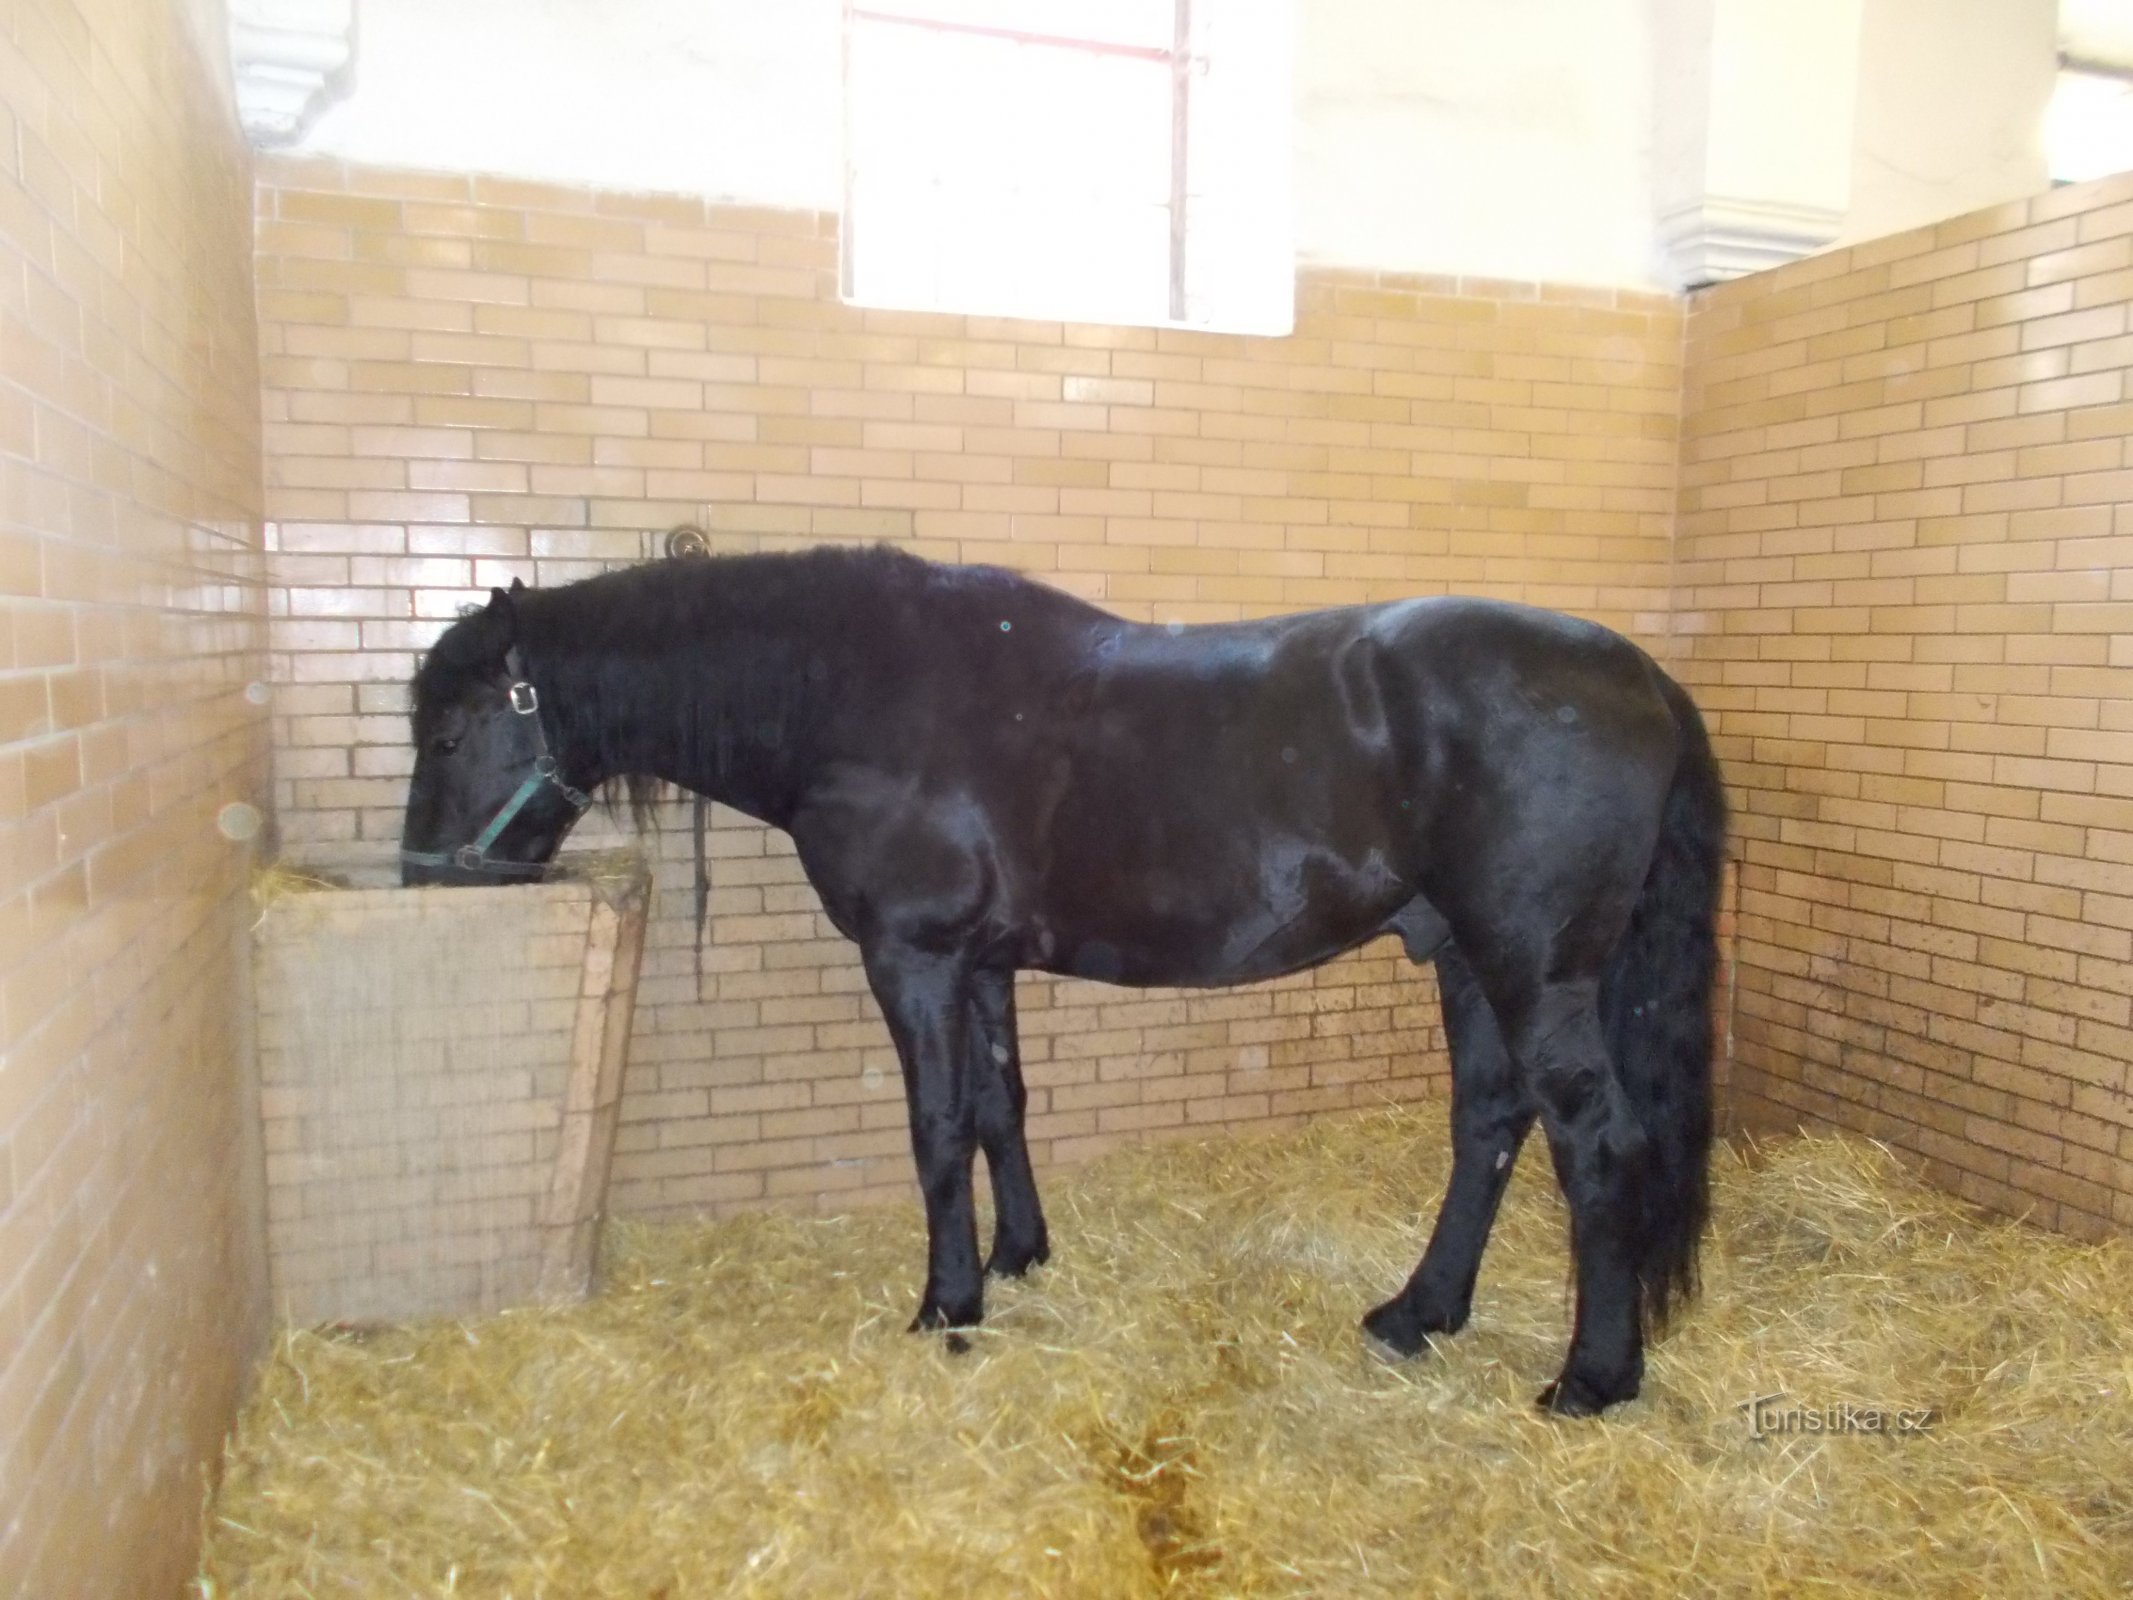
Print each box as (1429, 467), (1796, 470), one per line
(402, 545), (1725, 1415)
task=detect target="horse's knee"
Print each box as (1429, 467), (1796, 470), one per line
(973, 1078), (1034, 1175)
(911, 1111), (974, 1176)
(974, 1074), (1026, 1135)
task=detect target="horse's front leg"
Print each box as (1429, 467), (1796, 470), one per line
(864, 943), (986, 1332)
(970, 967), (1048, 1278)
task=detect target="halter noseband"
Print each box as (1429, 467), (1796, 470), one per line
(400, 649), (592, 879)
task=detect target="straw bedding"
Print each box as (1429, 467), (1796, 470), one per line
(197, 1107), (2132, 1598)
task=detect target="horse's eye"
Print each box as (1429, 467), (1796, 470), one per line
(434, 738), (459, 755)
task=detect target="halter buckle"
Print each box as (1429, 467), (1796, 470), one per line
(509, 682), (539, 715)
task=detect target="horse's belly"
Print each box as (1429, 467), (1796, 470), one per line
(1027, 913), (1389, 988)
(1019, 846), (1408, 988)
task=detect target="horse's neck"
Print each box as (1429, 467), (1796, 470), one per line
(558, 595), (821, 827)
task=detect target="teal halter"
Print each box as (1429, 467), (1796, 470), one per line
(400, 653), (591, 878)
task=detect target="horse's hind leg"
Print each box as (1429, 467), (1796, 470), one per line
(969, 967), (1049, 1278)
(1496, 979), (1650, 1415)
(1363, 944), (1534, 1357)
(863, 943), (985, 1332)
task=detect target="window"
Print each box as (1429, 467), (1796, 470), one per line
(841, 0), (1293, 334)
(2046, 64), (2133, 186)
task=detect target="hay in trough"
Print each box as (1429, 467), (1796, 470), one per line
(249, 860), (347, 904)
(197, 1107), (2133, 1599)
(251, 849), (648, 904)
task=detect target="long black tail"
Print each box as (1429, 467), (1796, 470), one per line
(1601, 672), (1727, 1334)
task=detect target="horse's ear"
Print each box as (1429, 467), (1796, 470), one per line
(509, 576), (527, 595)
(485, 585), (518, 647)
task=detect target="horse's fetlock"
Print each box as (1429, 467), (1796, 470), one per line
(985, 1231), (1049, 1278)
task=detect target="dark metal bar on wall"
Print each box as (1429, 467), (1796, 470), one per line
(2059, 51), (2133, 83)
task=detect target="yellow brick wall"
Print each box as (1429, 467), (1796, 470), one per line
(253, 156), (1684, 1221)
(0, 0), (269, 1593)
(1679, 172), (2133, 1240)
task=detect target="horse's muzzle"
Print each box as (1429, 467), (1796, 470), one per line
(399, 847), (553, 888)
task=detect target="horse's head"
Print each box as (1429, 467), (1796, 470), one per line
(400, 581), (592, 887)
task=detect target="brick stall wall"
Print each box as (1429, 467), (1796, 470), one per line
(1677, 171), (2133, 1239)
(0, 0), (270, 1594)
(252, 155), (1685, 1221)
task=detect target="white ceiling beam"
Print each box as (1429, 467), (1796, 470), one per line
(229, 0), (357, 147)
(1652, 0), (1864, 288)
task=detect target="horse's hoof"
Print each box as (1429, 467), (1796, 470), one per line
(1536, 1369), (1638, 1417)
(984, 1239), (1050, 1279)
(908, 1296), (983, 1334)
(1362, 1329), (1415, 1365)
(1361, 1297), (1460, 1360)
(1361, 1302), (1424, 1359)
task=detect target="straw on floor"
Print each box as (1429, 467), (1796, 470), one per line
(197, 1106), (2133, 1599)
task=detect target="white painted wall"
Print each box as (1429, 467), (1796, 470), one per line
(1652, 0), (1865, 286)
(301, 0), (845, 207)
(1837, 0), (2055, 247)
(1703, 0), (1860, 217)
(292, 0), (2064, 291)
(303, 0), (1671, 286)
(2063, 0), (2133, 71)
(1293, 0), (1658, 285)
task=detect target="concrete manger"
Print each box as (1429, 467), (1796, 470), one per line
(250, 853), (651, 1324)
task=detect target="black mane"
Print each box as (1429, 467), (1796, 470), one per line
(415, 543), (1105, 826)
(519, 542), (1084, 652)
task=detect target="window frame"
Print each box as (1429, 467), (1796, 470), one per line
(2047, 53), (2133, 187)
(840, 0), (1269, 331)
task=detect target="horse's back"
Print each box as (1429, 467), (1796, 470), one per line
(1054, 594), (1682, 824)
(795, 569), (1689, 988)
(978, 594), (1679, 984)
